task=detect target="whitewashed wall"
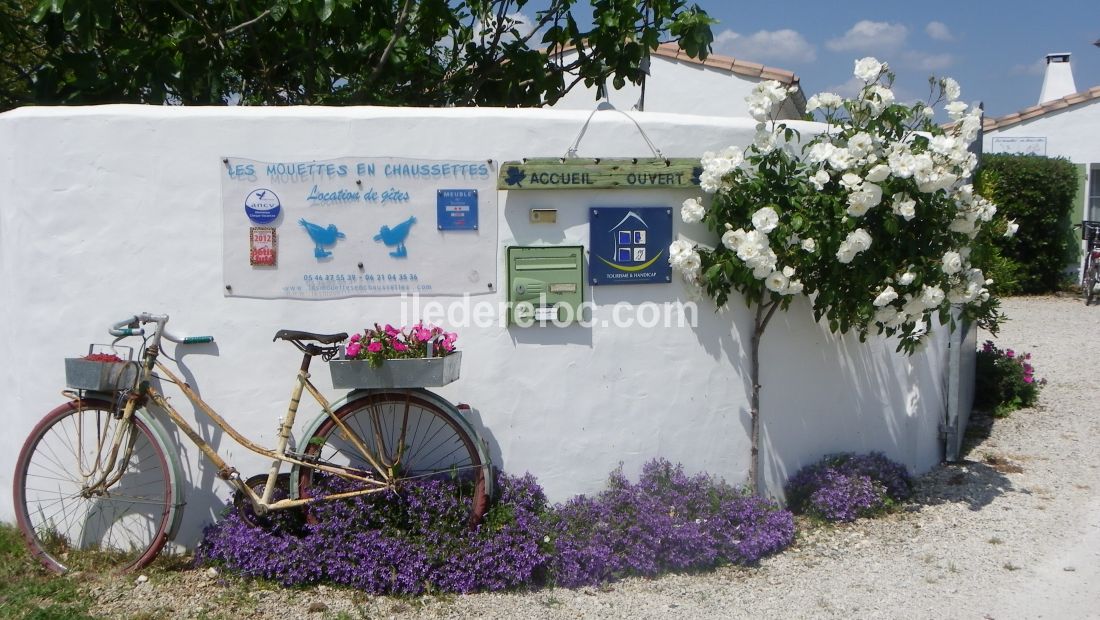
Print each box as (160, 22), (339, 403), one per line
(549, 53), (803, 120)
(0, 105), (948, 547)
(983, 101), (1100, 165)
(983, 101), (1100, 220)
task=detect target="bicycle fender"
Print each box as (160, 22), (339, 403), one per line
(289, 388), (494, 501)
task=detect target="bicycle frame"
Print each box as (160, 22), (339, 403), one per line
(80, 329), (403, 515)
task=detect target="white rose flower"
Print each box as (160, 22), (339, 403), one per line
(945, 100), (968, 120)
(922, 106), (935, 118)
(888, 150), (917, 179)
(865, 164), (890, 183)
(919, 285), (945, 309)
(721, 228), (745, 251)
(849, 228), (872, 251)
(889, 193), (916, 220)
(840, 172), (863, 191)
(765, 270), (790, 293)
(897, 271), (916, 286)
(801, 238), (816, 252)
(753, 128), (777, 154)
(811, 169), (831, 190)
(751, 206), (780, 233)
(1004, 219), (1019, 238)
(783, 265), (796, 278)
(669, 239), (694, 261)
(874, 285), (899, 307)
(680, 197), (705, 224)
(818, 93), (843, 108)
(941, 250), (963, 275)
(678, 251), (702, 278)
(786, 279), (804, 295)
(847, 132), (875, 159)
(854, 57), (885, 82)
(828, 148), (854, 171)
(807, 142), (836, 164)
(942, 77), (961, 101)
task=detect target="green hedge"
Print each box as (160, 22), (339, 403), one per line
(976, 154), (1080, 294)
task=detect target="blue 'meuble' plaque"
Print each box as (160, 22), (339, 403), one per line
(437, 189), (479, 231)
(589, 207), (672, 285)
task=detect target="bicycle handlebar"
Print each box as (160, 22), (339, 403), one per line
(109, 313), (214, 344)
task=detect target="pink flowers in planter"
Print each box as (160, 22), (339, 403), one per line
(345, 323), (457, 368)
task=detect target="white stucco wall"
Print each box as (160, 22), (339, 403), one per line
(550, 53), (803, 120)
(0, 105), (948, 548)
(983, 100), (1100, 220)
(984, 101), (1100, 165)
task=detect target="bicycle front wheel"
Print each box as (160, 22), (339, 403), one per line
(13, 399), (175, 574)
(298, 391), (488, 527)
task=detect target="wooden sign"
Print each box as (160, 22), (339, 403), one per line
(498, 158), (701, 190)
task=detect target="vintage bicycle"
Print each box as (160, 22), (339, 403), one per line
(12, 313), (491, 574)
(1081, 221), (1100, 306)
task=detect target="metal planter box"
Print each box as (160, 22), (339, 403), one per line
(64, 359), (140, 392)
(329, 352), (462, 389)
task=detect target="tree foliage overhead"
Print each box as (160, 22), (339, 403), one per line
(0, 0), (714, 111)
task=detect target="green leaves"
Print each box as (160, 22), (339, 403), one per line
(5, 0), (714, 110)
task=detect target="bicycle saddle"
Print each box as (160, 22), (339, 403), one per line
(272, 330), (348, 344)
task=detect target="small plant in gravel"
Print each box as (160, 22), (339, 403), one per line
(974, 340), (1045, 417)
(195, 459), (795, 594)
(784, 452), (912, 523)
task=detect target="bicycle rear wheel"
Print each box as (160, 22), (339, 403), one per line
(13, 399), (175, 574)
(297, 391), (488, 527)
(1087, 264), (1099, 306)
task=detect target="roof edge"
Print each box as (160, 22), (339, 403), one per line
(984, 85), (1100, 132)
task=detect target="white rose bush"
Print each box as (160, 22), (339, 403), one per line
(668, 58), (1006, 493)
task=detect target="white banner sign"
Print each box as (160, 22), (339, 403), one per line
(222, 157), (497, 299)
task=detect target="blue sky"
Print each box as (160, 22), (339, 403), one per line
(526, 0), (1100, 119)
(692, 0), (1100, 118)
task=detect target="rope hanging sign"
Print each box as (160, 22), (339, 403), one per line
(497, 103), (701, 190)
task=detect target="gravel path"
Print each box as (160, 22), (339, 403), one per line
(84, 295), (1100, 620)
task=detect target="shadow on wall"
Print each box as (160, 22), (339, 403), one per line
(146, 346), (240, 547)
(743, 297), (949, 500)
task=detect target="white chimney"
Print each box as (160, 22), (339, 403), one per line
(1039, 53), (1077, 104)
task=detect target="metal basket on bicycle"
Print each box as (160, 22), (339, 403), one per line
(64, 344), (140, 392)
(1081, 221), (1100, 242)
(328, 351), (462, 389)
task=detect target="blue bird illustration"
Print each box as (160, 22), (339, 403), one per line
(373, 216), (417, 258)
(299, 218), (346, 259)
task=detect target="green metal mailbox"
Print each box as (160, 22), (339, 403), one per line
(507, 245), (585, 325)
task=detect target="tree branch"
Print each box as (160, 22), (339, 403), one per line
(368, 0), (414, 85)
(224, 9), (271, 36)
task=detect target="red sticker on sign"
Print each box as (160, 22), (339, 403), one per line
(250, 227), (277, 266)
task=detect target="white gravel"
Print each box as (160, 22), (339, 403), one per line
(84, 295), (1100, 620)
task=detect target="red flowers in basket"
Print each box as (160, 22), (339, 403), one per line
(83, 353), (125, 363)
(344, 323), (457, 368)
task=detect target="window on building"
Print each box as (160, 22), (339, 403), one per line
(1091, 165), (1100, 221)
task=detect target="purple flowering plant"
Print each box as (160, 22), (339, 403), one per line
(974, 340), (1045, 417)
(784, 452), (912, 523)
(195, 459), (795, 594)
(344, 322), (457, 368)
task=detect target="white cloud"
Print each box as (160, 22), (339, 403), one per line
(714, 28), (817, 64)
(826, 20), (908, 54)
(902, 51), (955, 71)
(823, 76), (867, 99)
(925, 21), (954, 42)
(1011, 58), (1046, 76)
